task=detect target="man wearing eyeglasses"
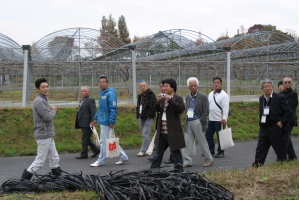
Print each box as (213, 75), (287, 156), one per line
(252, 79), (292, 167)
(279, 77), (298, 160)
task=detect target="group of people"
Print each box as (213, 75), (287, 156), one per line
(20, 75), (297, 180)
(252, 77), (298, 166)
(136, 77), (230, 172)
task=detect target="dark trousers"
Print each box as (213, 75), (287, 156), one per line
(282, 126), (297, 160)
(205, 121), (224, 154)
(254, 124), (287, 165)
(150, 133), (183, 172)
(80, 127), (100, 157)
(152, 145), (174, 161)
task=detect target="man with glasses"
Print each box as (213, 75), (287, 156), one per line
(253, 79), (292, 167)
(279, 77), (298, 160)
(205, 77), (229, 158)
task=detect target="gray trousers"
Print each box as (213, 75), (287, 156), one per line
(27, 137), (60, 173)
(139, 118), (154, 153)
(183, 120), (213, 165)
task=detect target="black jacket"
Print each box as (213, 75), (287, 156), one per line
(259, 92), (293, 132)
(280, 88), (298, 126)
(136, 89), (157, 120)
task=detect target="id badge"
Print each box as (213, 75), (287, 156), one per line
(187, 108), (194, 118)
(139, 105), (142, 114)
(263, 106), (269, 115)
(162, 112), (167, 121)
(261, 115), (266, 123)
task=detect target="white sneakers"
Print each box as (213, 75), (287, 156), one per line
(90, 161), (102, 167)
(137, 152), (146, 157)
(91, 159), (129, 166)
(115, 159), (129, 165)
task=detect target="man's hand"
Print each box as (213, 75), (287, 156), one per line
(221, 119), (227, 125)
(109, 124), (115, 129)
(50, 105), (57, 110)
(277, 121), (283, 128)
(91, 120), (97, 126)
(157, 93), (163, 102)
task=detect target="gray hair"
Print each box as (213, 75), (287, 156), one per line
(81, 86), (90, 91)
(260, 79), (273, 88)
(187, 77), (199, 86)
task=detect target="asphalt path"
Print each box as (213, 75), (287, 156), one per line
(0, 137), (298, 185)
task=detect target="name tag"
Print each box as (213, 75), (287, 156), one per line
(139, 105), (142, 114)
(102, 96), (106, 99)
(261, 115), (266, 123)
(264, 106), (269, 115)
(187, 108), (194, 118)
(162, 112), (167, 121)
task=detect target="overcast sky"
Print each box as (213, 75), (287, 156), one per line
(1, 0), (299, 45)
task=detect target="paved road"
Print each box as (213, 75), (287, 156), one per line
(0, 137), (298, 185)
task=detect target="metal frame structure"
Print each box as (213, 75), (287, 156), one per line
(0, 28), (298, 107)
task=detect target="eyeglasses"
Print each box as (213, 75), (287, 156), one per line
(284, 81), (292, 84)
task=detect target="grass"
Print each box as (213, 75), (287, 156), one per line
(0, 160), (298, 200)
(0, 102), (298, 156)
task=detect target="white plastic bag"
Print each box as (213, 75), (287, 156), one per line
(106, 128), (120, 158)
(90, 125), (100, 146)
(219, 125), (234, 150)
(146, 131), (156, 155)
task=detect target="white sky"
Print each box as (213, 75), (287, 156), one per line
(1, 0), (299, 45)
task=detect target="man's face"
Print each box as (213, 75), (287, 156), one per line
(140, 82), (148, 93)
(213, 79), (223, 91)
(164, 83), (174, 95)
(36, 82), (49, 96)
(99, 78), (108, 90)
(81, 87), (90, 98)
(188, 80), (198, 94)
(278, 84), (285, 92)
(159, 83), (165, 93)
(283, 78), (293, 90)
(261, 82), (273, 95)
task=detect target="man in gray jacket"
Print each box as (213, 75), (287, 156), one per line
(21, 78), (61, 180)
(75, 86), (100, 159)
(183, 77), (213, 167)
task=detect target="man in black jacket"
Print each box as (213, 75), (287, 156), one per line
(75, 86), (100, 159)
(279, 77), (298, 160)
(253, 79), (293, 167)
(136, 82), (157, 157)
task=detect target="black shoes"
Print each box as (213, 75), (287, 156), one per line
(215, 153), (224, 158)
(165, 159), (174, 164)
(91, 152), (100, 158)
(76, 155), (88, 159)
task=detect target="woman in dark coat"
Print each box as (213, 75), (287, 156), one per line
(150, 78), (186, 172)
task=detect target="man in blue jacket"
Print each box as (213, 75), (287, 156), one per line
(90, 75), (129, 167)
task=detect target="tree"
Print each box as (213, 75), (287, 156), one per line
(247, 24), (265, 33)
(133, 35), (144, 42)
(195, 31), (205, 46)
(98, 15), (122, 53)
(118, 15), (131, 44)
(106, 14), (118, 38)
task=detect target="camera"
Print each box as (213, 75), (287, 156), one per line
(161, 93), (166, 97)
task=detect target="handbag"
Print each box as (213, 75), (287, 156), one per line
(219, 124), (234, 150)
(90, 125), (100, 146)
(146, 131), (156, 155)
(106, 128), (120, 158)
